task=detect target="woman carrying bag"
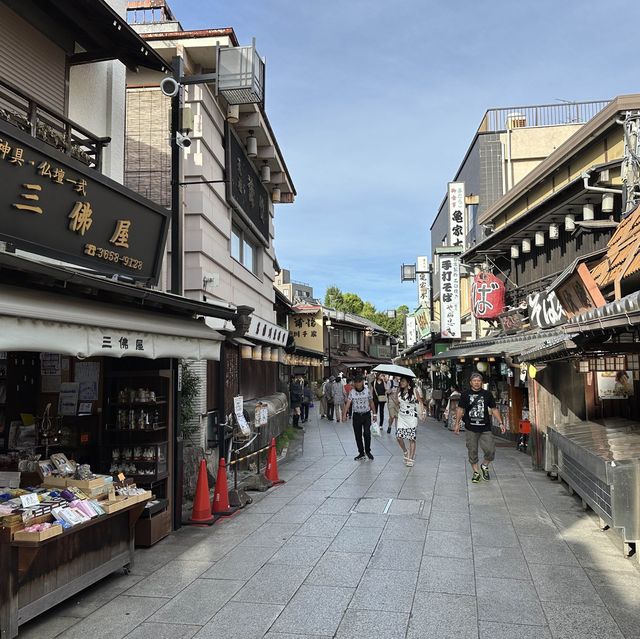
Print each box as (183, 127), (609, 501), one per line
(391, 376), (425, 466)
(372, 374), (388, 432)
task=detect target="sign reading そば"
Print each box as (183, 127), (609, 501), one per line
(439, 254), (461, 338)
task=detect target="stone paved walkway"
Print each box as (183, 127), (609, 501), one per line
(21, 408), (640, 639)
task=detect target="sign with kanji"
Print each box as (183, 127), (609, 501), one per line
(439, 254), (461, 338)
(290, 310), (323, 354)
(527, 290), (566, 329)
(0, 121), (169, 282)
(405, 313), (418, 348)
(471, 273), (505, 319)
(225, 122), (270, 246)
(416, 256), (431, 310)
(414, 307), (431, 339)
(448, 182), (466, 249)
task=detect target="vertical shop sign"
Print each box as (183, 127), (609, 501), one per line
(416, 255), (431, 310)
(448, 182), (466, 248)
(405, 314), (417, 348)
(414, 307), (431, 339)
(440, 255), (461, 338)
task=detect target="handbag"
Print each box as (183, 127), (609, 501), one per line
(371, 421), (381, 437)
(377, 394), (387, 403)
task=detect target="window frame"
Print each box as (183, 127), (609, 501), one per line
(230, 224), (259, 276)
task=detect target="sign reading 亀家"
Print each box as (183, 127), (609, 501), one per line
(448, 182), (466, 248)
(439, 255), (461, 338)
(416, 256), (430, 310)
(0, 121), (169, 282)
(225, 123), (270, 245)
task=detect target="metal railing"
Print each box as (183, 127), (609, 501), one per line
(0, 78), (110, 170)
(479, 100), (611, 133)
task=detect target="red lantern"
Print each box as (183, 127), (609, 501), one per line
(471, 273), (505, 319)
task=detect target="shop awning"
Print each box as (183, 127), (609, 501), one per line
(431, 331), (566, 361)
(517, 333), (579, 362)
(0, 284), (229, 360)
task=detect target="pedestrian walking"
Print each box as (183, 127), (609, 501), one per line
(301, 380), (312, 423)
(290, 376), (304, 430)
(454, 372), (506, 483)
(444, 385), (462, 431)
(391, 376), (424, 466)
(344, 377), (353, 418)
(387, 375), (399, 433)
(331, 376), (346, 422)
(372, 373), (387, 429)
(318, 377), (329, 418)
(326, 375), (335, 421)
(342, 374), (377, 460)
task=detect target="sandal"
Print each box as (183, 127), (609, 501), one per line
(406, 459), (414, 467)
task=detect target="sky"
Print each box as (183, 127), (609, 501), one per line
(176, 0), (638, 311)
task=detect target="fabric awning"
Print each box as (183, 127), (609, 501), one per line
(0, 284), (228, 360)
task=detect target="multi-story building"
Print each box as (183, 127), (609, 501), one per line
(274, 268), (315, 303)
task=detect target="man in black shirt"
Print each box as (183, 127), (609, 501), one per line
(454, 372), (506, 483)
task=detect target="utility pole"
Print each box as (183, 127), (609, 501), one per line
(170, 55), (184, 296)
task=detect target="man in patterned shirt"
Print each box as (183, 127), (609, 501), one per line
(343, 375), (377, 461)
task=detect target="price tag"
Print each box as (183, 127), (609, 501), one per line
(20, 493), (40, 508)
(118, 473), (125, 482)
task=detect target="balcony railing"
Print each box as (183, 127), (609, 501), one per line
(0, 78), (110, 170)
(479, 100), (611, 133)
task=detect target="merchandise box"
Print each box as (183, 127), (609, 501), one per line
(66, 476), (108, 491)
(42, 475), (68, 489)
(102, 496), (135, 514)
(14, 524), (63, 542)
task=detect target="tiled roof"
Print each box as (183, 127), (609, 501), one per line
(591, 205), (640, 288)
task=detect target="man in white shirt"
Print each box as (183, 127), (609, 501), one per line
(343, 375), (377, 461)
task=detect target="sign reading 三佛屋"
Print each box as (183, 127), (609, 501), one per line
(0, 120), (169, 282)
(448, 182), (466, 249)
(439, 255), (461, 338)
(225, 122), (270, 246)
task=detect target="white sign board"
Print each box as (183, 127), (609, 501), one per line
(448, 182), (466, 249)
(597, 371), (634, 400)
(439, 254), (461, 338)
(405, 314), (417, 348)
(416, 256), (430, 310)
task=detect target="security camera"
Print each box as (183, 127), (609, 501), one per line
(176, 131), (191, 148)
(160, 76), (180, 97)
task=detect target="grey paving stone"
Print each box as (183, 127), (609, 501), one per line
(473, 546), (531, 581)
(476, 577), (546, 626)
(177, 537), (244, 563)
(57, 596), (167, 639)
(149, 579), (244, 625)
(528, 563), (603, 604)
(130, 545), (191, 575)
(336, 609), (409, 638)
(517, 534), (578, 566)
(388, 498), (424, 515)
(542, 602), (625, 638)
(349, 568), (418, 612)
(305, 551), (370, 587)
(428, 510), (471, 533)
(472, 522), (520, 548)
(329, 525), (382, 553)
(192, 602), (283, 638)
(238, 522), (301, 547)
(602, 603), (640, 639)
(16, 615), (79, 639)
(510, 513), (559, 537)
(344, 512), (389, 528)
(316, 497), (356, 514)
(295, 513), (348, 537)
(478, 621), (551, 639)
(382, 515), (428, 541)
(268, 534), (333, 566)
(269, 585), (354, 636)
(431, 494), (469, 513)
(232, 563), (311, 604)
(585, 567), (640, 605)
(423, 530), (473, 559)
(563, 533), (639, 573)
(268, 502), (318, 524)
(407, 592), (478, 639)
(128, 560), (213, 598)
(353, 497), (390, 513)
(417, 555), (475, 595)
(246, 497), (291, 514)
(125, 623), (201, 639)
(200, 545), (277, 580)
(289, 489), (333, 505)
(370, 538), (423, 570)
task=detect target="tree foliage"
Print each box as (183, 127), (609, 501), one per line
(323, 286), (408, 338)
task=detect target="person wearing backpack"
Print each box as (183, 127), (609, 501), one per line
(290, 376), (304, 430)
(325, 375), (336, 421)
(454, 372), (506, 483)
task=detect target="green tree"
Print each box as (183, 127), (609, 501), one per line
(324, 285), (344, 309)
(342, 292), (365, 315)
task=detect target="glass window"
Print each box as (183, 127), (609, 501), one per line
(243, 239), (254, 273)
(231, 224), (258, 275)
(231, 227), (241, 261)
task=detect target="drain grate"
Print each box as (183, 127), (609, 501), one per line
(352, 497), (424, 516)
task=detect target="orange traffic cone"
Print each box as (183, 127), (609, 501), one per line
(184, 459), (215, 526)
(212, 458), (236, 516)
(264, 438), (285, 485)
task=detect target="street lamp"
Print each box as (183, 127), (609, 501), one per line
(325, 318), (333, 376)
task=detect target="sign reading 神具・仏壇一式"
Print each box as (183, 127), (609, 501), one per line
(0, 121), (169, 282)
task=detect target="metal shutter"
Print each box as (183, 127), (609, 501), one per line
(0, 4), (66, 114)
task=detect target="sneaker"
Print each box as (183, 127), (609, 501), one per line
(366, 452), (374, 460)
(471, 472), (481, 483)
(354, 454), (366, 461)
(387, 427), (391, 434)
(481, 464), (490, 481)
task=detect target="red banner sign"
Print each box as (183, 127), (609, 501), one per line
(472, 273), (505, 319)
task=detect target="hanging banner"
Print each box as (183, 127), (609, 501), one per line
(439, 255), (461, 338)
(405, 314), (417, 348)
(414, 307), (431, 339)
(448, 182), (466, 249)
(416, 256), (431, 310)
(471, 273), (505, 319)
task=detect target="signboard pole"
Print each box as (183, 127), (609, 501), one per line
(171, 55), (184, 296)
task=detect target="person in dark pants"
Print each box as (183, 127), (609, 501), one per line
(372, 373), (387, 430)
(301, 380), (312, 422)
(342, 375), (377, 460)
(326, 376), (335, 420)
(290, 376), (304, 429)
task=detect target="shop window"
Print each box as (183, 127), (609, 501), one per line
(231, 225), (258, 275)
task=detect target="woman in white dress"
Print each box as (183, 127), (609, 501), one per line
(392, 376), (424, 466)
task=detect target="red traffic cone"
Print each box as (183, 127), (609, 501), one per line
(264, 438), (285, 485)
(184, 459), (214, 526)
(212, 458), (236, 516)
